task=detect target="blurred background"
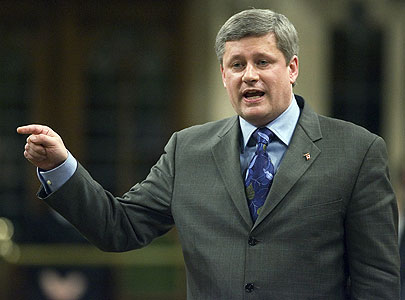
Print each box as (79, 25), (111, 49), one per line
(0, 0), (404, 299)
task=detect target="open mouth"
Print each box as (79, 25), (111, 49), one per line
(243, 90), (265, 100)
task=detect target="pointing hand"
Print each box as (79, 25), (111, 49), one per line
(17, 124), (68, 171)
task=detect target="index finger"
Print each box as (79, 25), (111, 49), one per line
(16, 124), (55, 136)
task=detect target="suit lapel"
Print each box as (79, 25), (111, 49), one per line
(211, 117), (253, 228)
(210, 97), (322, 229)
(254, 97), (323, 229)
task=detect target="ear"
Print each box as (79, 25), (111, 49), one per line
(288, 55), (299, 85)
(220, 64), (227, 88)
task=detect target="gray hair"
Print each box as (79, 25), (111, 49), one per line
(215, 9), (299, 66)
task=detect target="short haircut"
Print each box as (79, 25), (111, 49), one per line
(215, 9), (299, 66)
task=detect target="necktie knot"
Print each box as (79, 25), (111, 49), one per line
(253, 127), (273, 150)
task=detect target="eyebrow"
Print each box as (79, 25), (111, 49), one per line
(226, 52), (276, 63)
(226, 54), (244, 61)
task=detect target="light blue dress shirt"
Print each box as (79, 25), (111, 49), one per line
(38, 151), (77, 194)
(39, 96), (300, 194)
(239, 95), (300, 176)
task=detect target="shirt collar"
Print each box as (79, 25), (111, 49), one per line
(239, 95), (301, 148)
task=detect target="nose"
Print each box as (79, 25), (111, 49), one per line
(242, 63), (259, 83)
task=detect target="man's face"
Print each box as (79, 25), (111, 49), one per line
(221, 33), (299, 127)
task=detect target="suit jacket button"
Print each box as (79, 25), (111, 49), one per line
(248, 236), (258, 246)
(245, 283), (254, 293)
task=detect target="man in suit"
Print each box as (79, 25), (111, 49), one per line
(18, 9), (399, 299)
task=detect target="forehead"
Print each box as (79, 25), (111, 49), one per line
(223, 33), (280, 60)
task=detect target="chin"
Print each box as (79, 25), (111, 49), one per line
(242, 110), (272, 126)
(243, 115), (270, 127)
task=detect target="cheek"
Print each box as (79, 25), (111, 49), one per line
(227, 92), (239, 108)
(223, 83), (233, 98)
(222, 69), (232, 83)
(224, 78), (238, 95)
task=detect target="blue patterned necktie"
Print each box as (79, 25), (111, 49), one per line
(245, 127), (275, 221)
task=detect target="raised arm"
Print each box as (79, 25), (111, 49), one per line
(17, 124), (68, 170)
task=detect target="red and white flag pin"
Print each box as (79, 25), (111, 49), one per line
(303, 152), (311, 161)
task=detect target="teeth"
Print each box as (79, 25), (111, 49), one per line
(244, 91), (264, 99)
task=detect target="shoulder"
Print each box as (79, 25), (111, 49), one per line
(297, 95), (381, 147)
(318, 115), (389, 163)
(317, 114), (384, 154)
(318, 114), (378, 141)
(175, 116), (238, 143)
(162, 116), (239, 156)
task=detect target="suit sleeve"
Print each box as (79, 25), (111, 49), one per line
(38, 132), (178, 252)
(346, 136), (400, 299)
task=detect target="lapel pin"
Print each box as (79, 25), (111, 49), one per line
(303, 152), (311, 161)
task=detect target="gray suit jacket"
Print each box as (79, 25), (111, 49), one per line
(40, 96), (400, 299)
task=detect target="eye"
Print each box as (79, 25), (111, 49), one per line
(231, 61), (244, 70)
(257, 60), (269, 67)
